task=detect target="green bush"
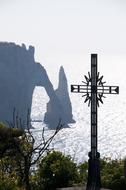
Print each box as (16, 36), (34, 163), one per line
(0, 177), (18, 190)
(38, 151), (79, 190)
(78, 157), (126, 189)
(100, 157), (126, 190)
(78, 161), (88, 185)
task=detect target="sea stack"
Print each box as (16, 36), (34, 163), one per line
(55, 66), (75, 123)
(44, 66), (75, 128)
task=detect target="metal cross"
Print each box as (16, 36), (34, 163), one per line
(71, 54), (119, 190)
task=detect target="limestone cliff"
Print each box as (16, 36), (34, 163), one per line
(0, 42), (64, 129)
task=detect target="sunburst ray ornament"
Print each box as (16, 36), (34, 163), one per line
(82, 72), (106, 107)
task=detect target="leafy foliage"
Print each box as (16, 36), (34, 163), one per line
(0, 123), (24, 190)
(0, 122), (62, 190)
(78, 161), (88, 185)
(100, 157), (126, 190)
(78, 157), (126, 190)
(38, 151), (79, 190)
(0, 123), (23, 157)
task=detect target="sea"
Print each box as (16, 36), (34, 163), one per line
(30, 54), (126, 164)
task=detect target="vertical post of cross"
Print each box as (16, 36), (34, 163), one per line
(86, 54), (101, 190)
(91, 54), (97, 158)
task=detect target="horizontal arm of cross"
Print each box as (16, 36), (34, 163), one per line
(71, 85), (119, 94)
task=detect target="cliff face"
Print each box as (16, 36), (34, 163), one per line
(0, 42), (75, 129)
(0, 43), (36, 127)
(44, 66), (75, 127)
(0, 42), (64, 129)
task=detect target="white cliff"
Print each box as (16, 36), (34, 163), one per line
(0, 42), (64, 129)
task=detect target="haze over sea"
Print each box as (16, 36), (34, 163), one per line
(31, 54), (126, 164)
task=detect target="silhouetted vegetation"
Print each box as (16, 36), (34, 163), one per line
(100, 157), (126, 190)
(37, 151), (79, 190)
(0, 122), (62, 190)
(1, 122), (126, 190)
(78, 157), (126, 190)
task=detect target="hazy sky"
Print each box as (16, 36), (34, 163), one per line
(0, 0), (126, 85)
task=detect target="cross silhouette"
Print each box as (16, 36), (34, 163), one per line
(71, 54), (119, 190)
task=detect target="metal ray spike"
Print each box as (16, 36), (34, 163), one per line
(84, 98), (88, 103)
(97, 100), (100, 107)
(82, 81), (87, 84)
(102, 95), (106, 98)
(99, 75), (104, 81)
(88, 72), (91, 79)
(82, 93), (87, 97)
(84, 96), (90, 103)
(98, 95), (103, 104)
(88, 99), (91, 107)
(97, 72), (100, 79)
(84, 75), (89, 82)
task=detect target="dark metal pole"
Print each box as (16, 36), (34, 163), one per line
(86, 54), (101, 190)
(91, 54), (97, 158)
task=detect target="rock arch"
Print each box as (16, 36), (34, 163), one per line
(0, 42), (64, 129)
